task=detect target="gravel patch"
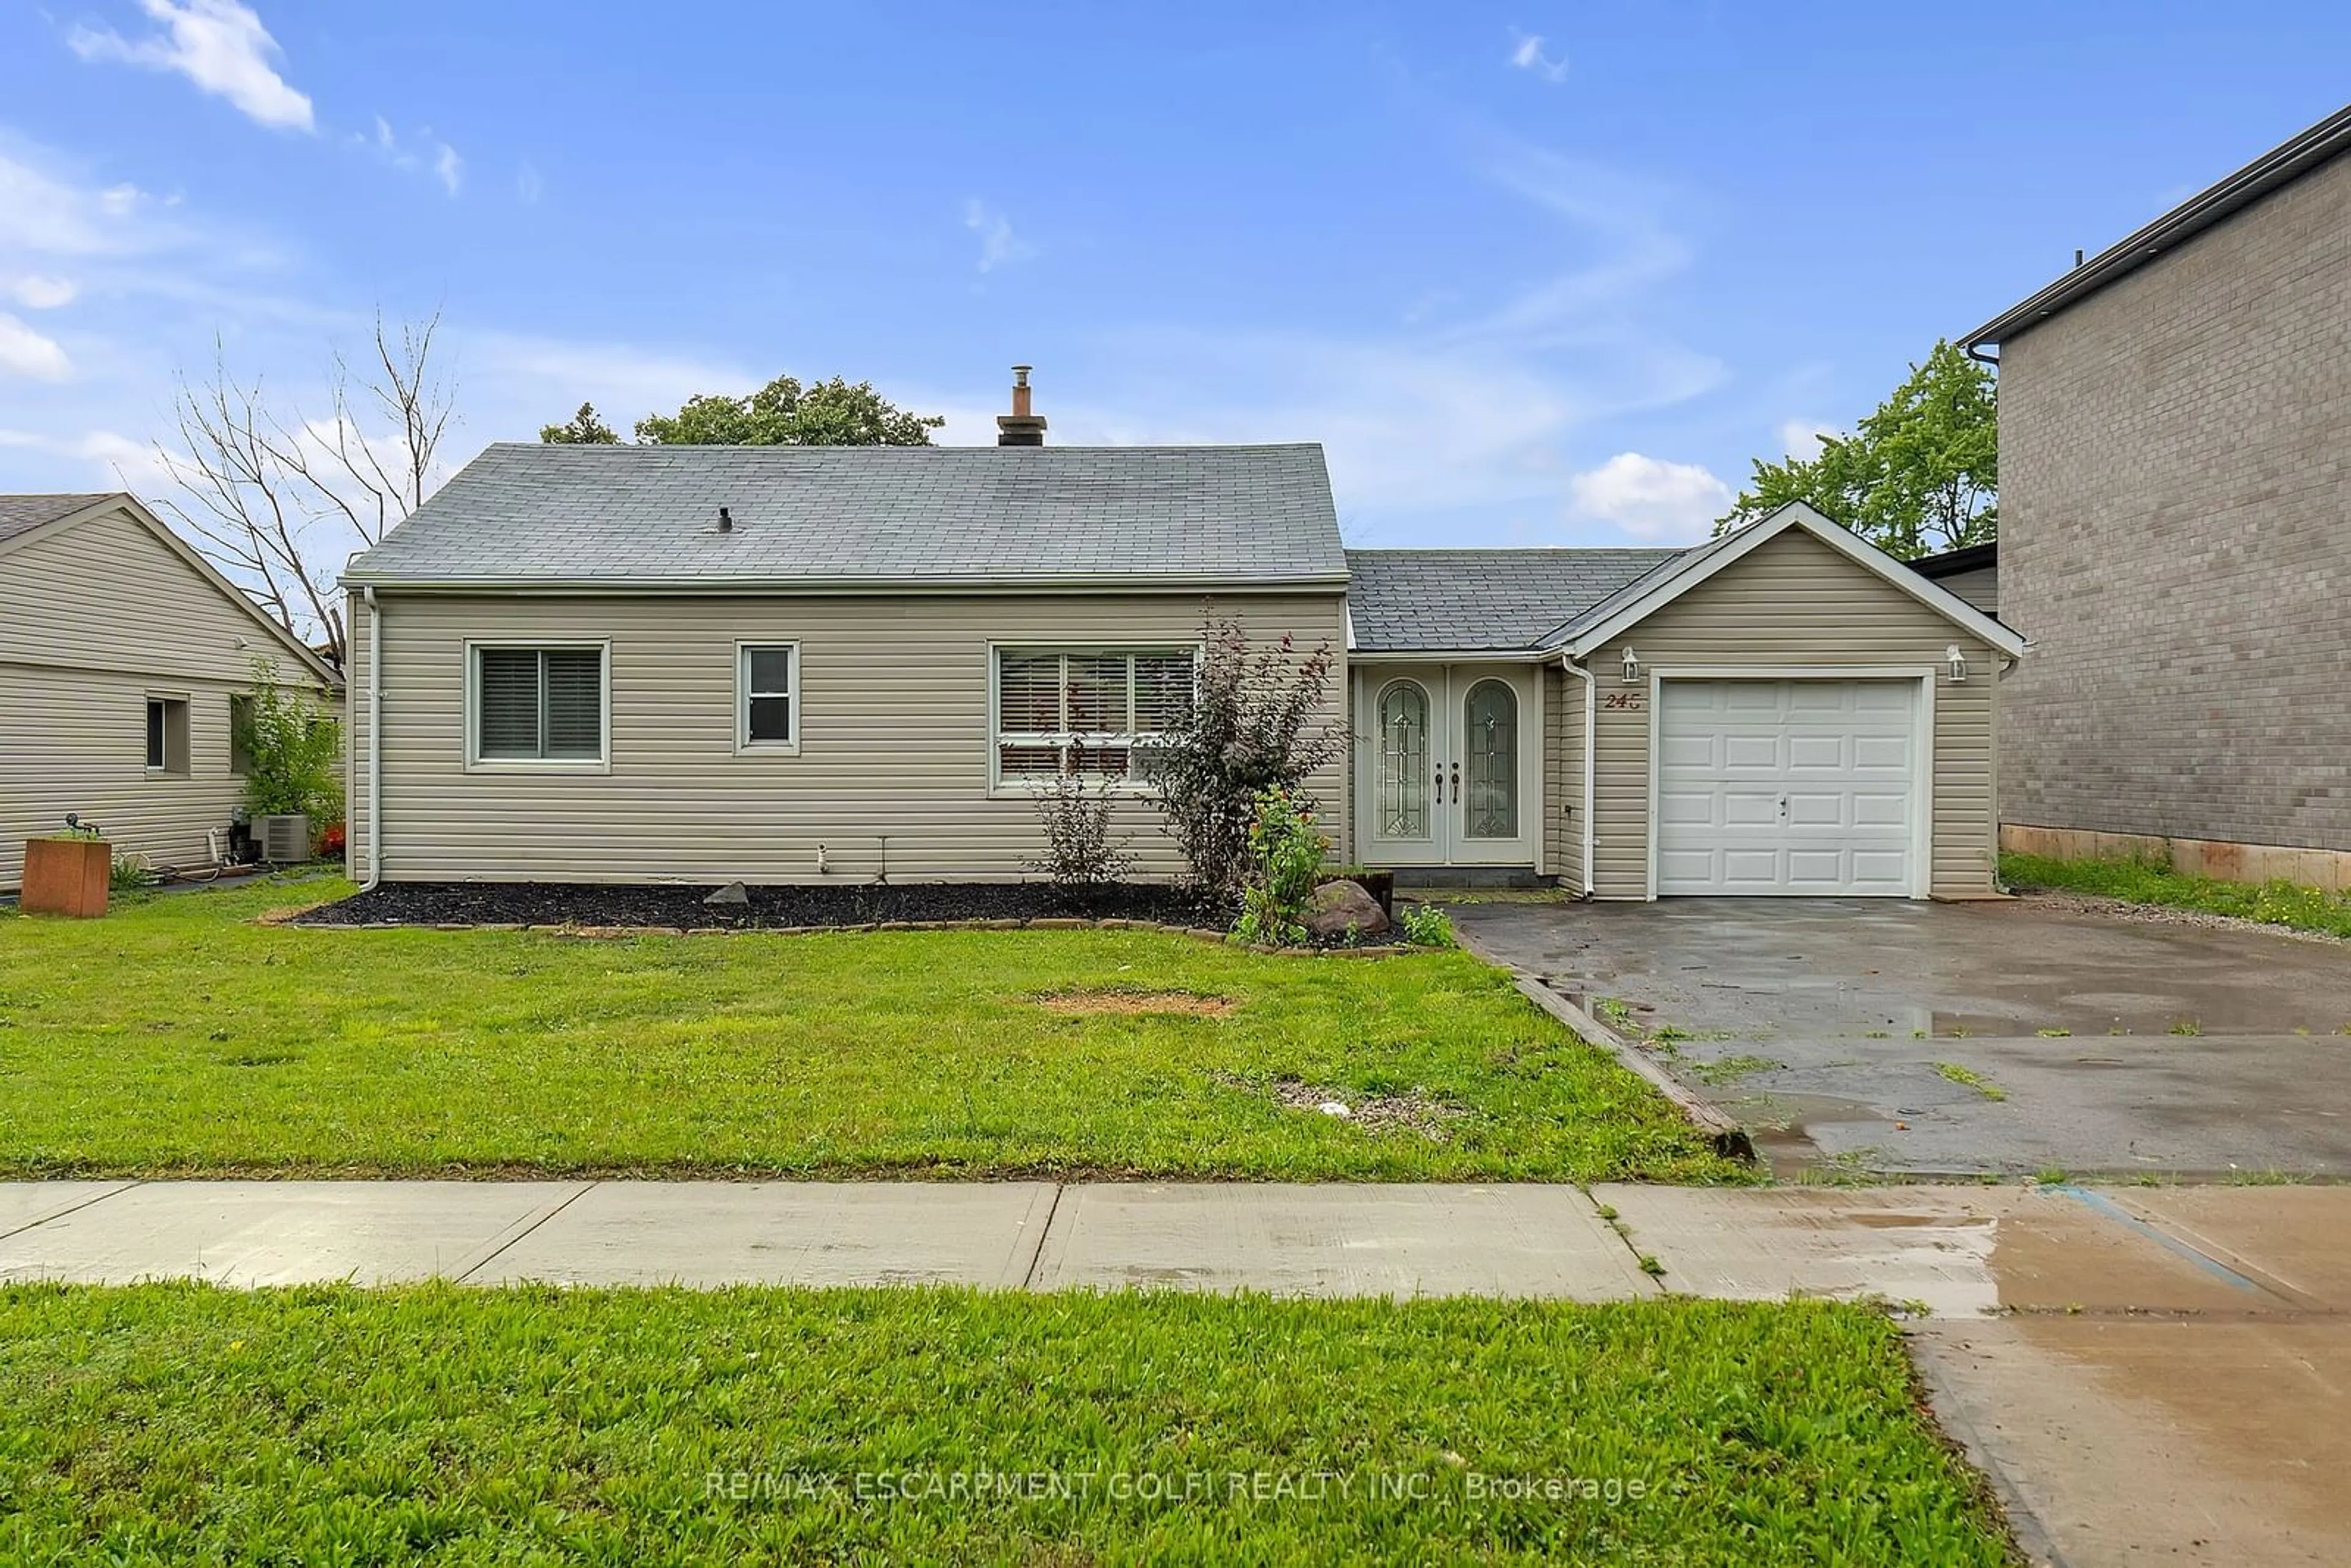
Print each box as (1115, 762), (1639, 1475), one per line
(1220, 1074), (1472, 1141)
(2012, 887), (2351, 947)
(295, 880), (1235, 932)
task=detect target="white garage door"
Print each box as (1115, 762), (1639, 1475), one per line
(1655, 679), (1920, 896)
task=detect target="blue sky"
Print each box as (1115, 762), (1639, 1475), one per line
(2, 1), (2345, 555)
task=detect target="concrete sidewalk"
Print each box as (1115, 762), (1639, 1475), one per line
(1, 1177), (2336, 1310)
(8, 1179), (2349, 1564)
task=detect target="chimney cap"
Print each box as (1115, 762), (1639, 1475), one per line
(998, 364), (1046, 446)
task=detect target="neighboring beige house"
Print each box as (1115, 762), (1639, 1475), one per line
(1909, 542), (1997, 617)
(341, 385), (2020, 898)
(0, 493), (343, 891)
(1965, 102), (2351, 885)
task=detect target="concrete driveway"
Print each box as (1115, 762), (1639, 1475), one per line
(1452, 896), (2351, 1178)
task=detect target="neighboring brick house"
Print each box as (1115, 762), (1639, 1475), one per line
(1965, 102), (2351, 887)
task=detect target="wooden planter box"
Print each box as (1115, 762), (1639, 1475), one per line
(21, 837), (110, 918)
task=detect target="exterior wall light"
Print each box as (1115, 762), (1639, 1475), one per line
(1946, 644), (1968, 684)
(1620, 646), (1640, 685)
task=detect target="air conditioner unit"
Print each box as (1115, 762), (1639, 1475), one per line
(255, 813), (310, 864)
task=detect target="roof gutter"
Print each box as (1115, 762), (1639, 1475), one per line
(1963, 102), (2351, 359)
(337, 573), (1354, 595)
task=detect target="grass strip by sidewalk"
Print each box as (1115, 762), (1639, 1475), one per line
(0, 1283), (2012, 1564)
(2000, 852), (2351, 940)
(0, 879), (1741, 1182)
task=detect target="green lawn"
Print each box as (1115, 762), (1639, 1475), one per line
(2001, 851), (2351, 940)
(0, 879), (1739, 1181)
(0, 1282), (2011, 1564)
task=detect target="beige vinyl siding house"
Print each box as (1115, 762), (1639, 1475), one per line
(0, 493), (341, 891)
(1346, 505), (2023, 899)
(347, 588), (1346, 883)
(343, 410), (2017, 898)
(1577, 526), (2002, 899)
(340, 438), (1352, 886)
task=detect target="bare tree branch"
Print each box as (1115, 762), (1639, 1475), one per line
(151, 312), (457, 672)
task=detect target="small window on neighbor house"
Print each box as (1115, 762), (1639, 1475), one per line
(738, 644), (798, 749)
(229, 694), (255, 776)
(473, 646), (606, 763)
(144, 697), (189, 775)
(992, 647), (1196, 786)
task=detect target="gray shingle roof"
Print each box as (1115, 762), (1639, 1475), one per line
(345, 443), (1348, 587)
(1346, 547), (1684, 652)
(0, 493), (113, 549)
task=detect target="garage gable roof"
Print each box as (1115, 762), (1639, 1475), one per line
(1548, 502), (2026, 659)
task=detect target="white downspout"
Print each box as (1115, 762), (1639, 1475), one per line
(1560, 655), (1595, 897)
(362, 586), (384, 891)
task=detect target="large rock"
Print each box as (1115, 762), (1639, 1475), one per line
(1304, 879), (1391, 941)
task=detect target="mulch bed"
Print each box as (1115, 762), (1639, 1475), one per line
(294, 880), (1240, 933)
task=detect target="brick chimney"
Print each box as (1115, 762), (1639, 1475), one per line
(996, 365), (1047, 446)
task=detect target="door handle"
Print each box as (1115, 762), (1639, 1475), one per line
(1450, 761), (1461, 803)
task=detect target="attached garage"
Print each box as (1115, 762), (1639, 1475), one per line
(1654, 678), (1926, 896)
(1345, 502), (2025, 901)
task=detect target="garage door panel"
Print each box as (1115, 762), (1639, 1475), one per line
(1658, 790), (1717, 825)
(1785, 734), (1848, 770)
(1658, 733), (1717, 770)
(1655, 678), (1919, 898)
(1785, 792), (1849, 827)
(1719, 850), (1783, 888)
(1853, 791), (1911, 827)
(1853, 734), (1913, 770)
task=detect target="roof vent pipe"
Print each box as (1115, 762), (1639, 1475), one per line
(996, 366), (1048, 447)
(718, 506), (733, 532)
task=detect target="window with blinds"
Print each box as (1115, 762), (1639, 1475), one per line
(992, 647), (1195, 784)
(473, 647), (606, 762)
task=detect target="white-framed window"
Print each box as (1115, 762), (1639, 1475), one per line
(467, 643), (609, 770)
(991, 645), (1195, 790)
(144, 696), (189, 776)
(735, 642), (800, 754)
(228, 694), (255, 776)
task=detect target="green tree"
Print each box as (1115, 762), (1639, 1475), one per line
(539, 402), (620, 444)
(633, 375), (944, 446)
(1717, 340), (1997, 558)
(235, 659), (343, 827)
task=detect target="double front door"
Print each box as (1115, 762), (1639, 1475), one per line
(1355, 664), (1537, 867)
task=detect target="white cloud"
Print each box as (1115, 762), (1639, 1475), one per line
(361, 118), (464, 198)
(1568, 452), (1731, 543)
(67, 0), (315, 133)
(1507, 31), (1569, 83)
(962, 199), (1037, 273)
(516, 161), (543, 205)
(1776, 418), (1840, 461)
(0, 313), (72, 380)
(10, 276), (78, 309)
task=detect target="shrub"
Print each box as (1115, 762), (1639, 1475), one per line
(1021, 742), (1138, 889)
(1234, 788), (1328, 947)
(1398, 904), (1456, 948)
(237, 659), (342, 830)
(1149, 610), (1343, 898)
